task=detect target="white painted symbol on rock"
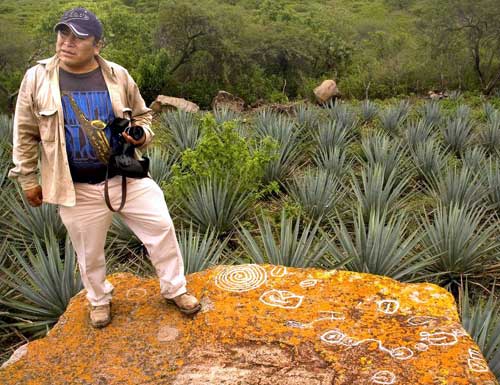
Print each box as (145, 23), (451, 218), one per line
(299, 279), (318, 288)
(414, 342), (429, 352)
(371, 370), (396, 384)
(286, 311), (345, 329)
(270, 265), (287, 278)
(215, 264), (267, 292)
(260, 290), (304, 309)
(126, 288), (148, 300)
(407, 316), (439, 326)
(467, 348), (489, 372)
(376, 299), (400, 314)
(320, 329), (414, 360)
(419, 331), (458, 346)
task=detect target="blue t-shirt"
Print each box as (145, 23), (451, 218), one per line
(59, 67), (116, 184)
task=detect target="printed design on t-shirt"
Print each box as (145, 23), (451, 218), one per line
(62, 91), (113, 166)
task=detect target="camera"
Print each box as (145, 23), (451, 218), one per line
(106, 118), (149, 178)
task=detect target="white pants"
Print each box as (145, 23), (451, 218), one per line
(59, 176), (186, 306)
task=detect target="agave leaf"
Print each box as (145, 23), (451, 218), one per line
(0, 232), (82, 336)
(326, 208), (431, 280)
(360, 99), (378, 123)
(460, 284), (500, 378)
(176, 176), (253, 233)
(178, 225), (229, 274)
(160, 109), (200, 156)
(238, 210), (346, 268)
(286, 168), (345, 220)
(420, 204), (500, 286)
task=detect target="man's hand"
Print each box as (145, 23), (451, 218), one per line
(122, 126), (146, 147)
(24, 185), (43, 207)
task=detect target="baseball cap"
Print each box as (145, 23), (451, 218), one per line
(54, 7), (103, 41)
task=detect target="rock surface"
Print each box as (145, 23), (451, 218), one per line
(211, 90), (245, 112)
(314, 79), (340, 104)
(150, 95), (200, 113)
(1, 265), (498, 385)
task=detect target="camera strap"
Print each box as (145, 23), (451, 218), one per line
(104, 167), (127, 212)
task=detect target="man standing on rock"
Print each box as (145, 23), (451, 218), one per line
(9, 7), (201, 328)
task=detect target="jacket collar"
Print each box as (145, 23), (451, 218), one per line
(37, 54), (116, 78)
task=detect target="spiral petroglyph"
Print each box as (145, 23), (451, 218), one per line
(215, 264), (267, 292)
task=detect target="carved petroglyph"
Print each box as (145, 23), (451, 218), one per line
(414, 342), (429, 352)
(126, 288), (148, 300)
(269, 265), (287, 278)
(321, 329), (414, 360)
(371, 370), (396, 384)
(215, 264), (267, 292)
(285, 311), (345, 329)
(468, 348), (489, 373)
(376, 300), (400, 315)
(419, 331), (458, 346)
(407, 316), (440, 326)
(299, 279), (318, 288)
(260, 290), (304, 309)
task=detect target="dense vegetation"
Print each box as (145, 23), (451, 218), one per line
(2, 0), (500, 110)
(0, 0), (499, 379)
(1, 97), (499, 377)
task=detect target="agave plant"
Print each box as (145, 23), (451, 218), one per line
(404, 119), (435, 152)
(313, 119), (353, 152)
(420, 100), (442, 127)
(360, 133), (407, 179)
(178, 225), (229, 274)
(486, 160), (500, 210)
(462, 146), (488, 174)
(420, 204), (500, 287)
(286, 168), (344, 220)
(326, 208), (431, 280)
(378, 100), (410, 136)
(176, 176), (253, 233)
(254, 111), (304, 183)
(238, 210), (345, 268)
(0, 114), (13, 148)
(323, 100), (359, 131)
(313, 146), (350, 180)
(360, 99), (378, 123)
(0, 232), (82, 337)
(426, 166), (488, 209)
(459, 284), (500, 378)
(160, 109), (200, 156)
(483, 102), (496, 122)
(351, 164), (411, 220)
(213, 106), (241, 125)
(146, 146), (177, 186)
(410, 139), (449, 182)
(0, 186), (67, 248)
(480, 110), (500, 155)
(442, 110), (473, 156)
(294, 103), (320, 130)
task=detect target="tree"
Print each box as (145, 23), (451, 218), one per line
(419, 0), (500, 95)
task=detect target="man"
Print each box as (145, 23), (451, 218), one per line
(9, 7), (201, 328)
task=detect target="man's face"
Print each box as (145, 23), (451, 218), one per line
(56, 26), (100, 71)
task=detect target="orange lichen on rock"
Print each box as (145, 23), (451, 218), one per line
(0, 265), (498, 385)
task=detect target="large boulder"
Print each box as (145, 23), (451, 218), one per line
(212, 91), (245, 112)
(1, 266), (498, 385)
(314, 79), (340, 104)
(150, 95), (199, 114)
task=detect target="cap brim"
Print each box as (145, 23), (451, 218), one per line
(54, 22), (90, 38)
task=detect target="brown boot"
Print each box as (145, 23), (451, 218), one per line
(167, 293), (201, 315)
(90, 303), (111, 328)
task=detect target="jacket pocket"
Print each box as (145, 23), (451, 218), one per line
(38, 109), (57, 142)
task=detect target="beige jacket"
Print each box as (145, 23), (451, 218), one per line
(8, 55), (154, 206)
